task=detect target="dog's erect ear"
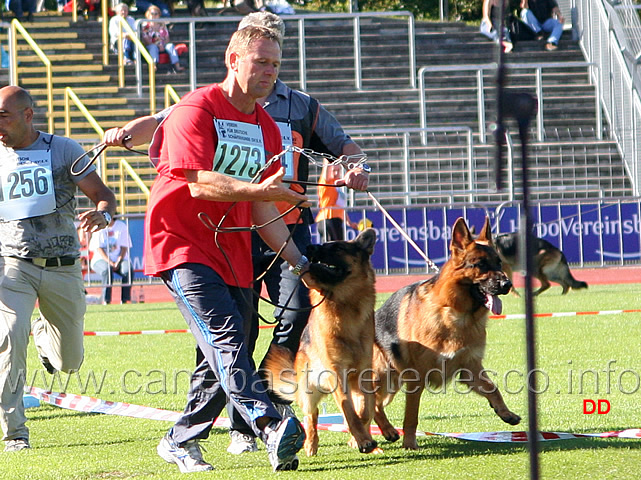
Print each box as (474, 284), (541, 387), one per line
(354, 228), (377, 256)
(450, 217), (473, 255)
(476, 216), (494, 246)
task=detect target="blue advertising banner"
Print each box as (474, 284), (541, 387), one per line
(124, 200), (641, 279)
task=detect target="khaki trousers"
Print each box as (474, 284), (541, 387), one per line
(0, 257), (86, 442)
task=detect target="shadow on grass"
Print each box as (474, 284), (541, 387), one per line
(296, 434), (641, 473)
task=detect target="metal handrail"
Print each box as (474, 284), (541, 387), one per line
(418, 61), (600, 144)
(101, 0), (109, 64)
(63, 88), (150, 212)
(346, 126), (476, 202)
(112, 11), (415, 94)
(10, 19), (54, 133)
(164, 84), (181, 108)
(114, 16), (157, 113)
(577, 0), (641, 196)
(119, 158), (150, 214)
(63, 87), (105, 178)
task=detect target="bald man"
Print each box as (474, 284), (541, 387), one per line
(0, 86), (117, 452)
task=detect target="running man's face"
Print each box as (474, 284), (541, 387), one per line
(233, 37), (281, 100)
(0, 94), (32, 149)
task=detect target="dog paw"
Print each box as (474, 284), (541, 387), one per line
(383, 429), (400, 443)
(402, 439), (419, 450)
(359, 439), (378, 454)
(376, 422), (400, 442)
(304, 440), (318, 457)
(501, 412), (521, 425)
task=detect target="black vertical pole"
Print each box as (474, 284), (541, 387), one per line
(517, 113), (540, 480)
(494, 1), (540, 476)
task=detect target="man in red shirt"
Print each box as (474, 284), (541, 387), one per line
(149, 26), (311, 473)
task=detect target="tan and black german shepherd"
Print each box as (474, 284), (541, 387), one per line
(494, 232), (588, 296)
(264, 229), (381, 456)
(371, 217), (520, 450)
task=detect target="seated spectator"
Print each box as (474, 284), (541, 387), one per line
(109, 3), (136, 66)
(185, 0), (207, 16)
(89, 217), (133, 305)
(6, 0), (35, 21)
(136, 0), (170, 17)
(480, 0), (513, 53)
(141, 5), (185, 73)
(520, 0), (564, 51)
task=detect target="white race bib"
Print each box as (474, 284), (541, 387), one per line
(213, 119), (265, 182)
(0, 149), (56, 221)
(275, 121), (294, 180)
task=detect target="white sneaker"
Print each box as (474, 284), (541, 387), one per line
(4, 438), (30, 452)
(265, 416), (305, 472)
(157, 434), (213, 473)
(227, 430), (258, 454)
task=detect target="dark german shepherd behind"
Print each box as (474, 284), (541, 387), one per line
(371, 217), (520, 450)
(494, 232), (588, 296)
(264, 229), (381, 456)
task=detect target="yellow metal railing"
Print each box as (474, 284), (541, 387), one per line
(119, 159), (150, 214)
(164, 84), (181, 108)
(111, 16), (157, 113)
(11, 19), (54, 133)
(64, 87), (105, 177)
(63, 87), (150, 213)
(101, 0), (109, 64)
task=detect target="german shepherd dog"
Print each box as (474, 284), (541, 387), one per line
(371, 217), (520, 450)
(264, 229), (381, 456)
(494, 232), (588, 296)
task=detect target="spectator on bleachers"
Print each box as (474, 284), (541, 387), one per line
(480, 0), (513, 53)
(141, 5), (185, 72)
(520, 0), (564, 51)
(6, 0), (35, 22)
(109, 3), (136, 66)
(136, 0), (170, 17)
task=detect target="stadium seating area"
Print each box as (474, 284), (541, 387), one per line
(0, 7), (632, 214)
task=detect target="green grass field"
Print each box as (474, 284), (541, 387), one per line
(1, 283), (640, 479)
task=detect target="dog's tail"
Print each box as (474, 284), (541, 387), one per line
(549, 254), (588, 294)
(262, 345), (297, 403)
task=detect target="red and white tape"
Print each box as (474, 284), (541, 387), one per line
(316, 421), (641, 442)
(81, 324), (276, 336)
(25, 387), (640, 443)
(490, 308), (641, 320)
(77, 309), (641, 337)
(26, 386), (229, 428)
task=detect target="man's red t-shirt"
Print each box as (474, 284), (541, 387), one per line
(144, 84), (283, 287)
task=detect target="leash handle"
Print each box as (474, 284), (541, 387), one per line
(71, 143), (108, 176)
(71, 137), (149, 176)
(366, 191), (440, 273)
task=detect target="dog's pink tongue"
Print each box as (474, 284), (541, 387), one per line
(485, 294), (503, 315)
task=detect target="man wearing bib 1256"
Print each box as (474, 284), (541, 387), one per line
(0, 86), (117, 453)
(147, 26), (315, 473)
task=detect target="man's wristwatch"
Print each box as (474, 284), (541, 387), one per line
(358, 163), (371, 174)
(99, 210), (112, 225)
(289, 255), (310, 276)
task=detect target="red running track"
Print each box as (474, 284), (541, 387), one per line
(86, 266), (640, 304)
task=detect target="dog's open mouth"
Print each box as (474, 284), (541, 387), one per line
(473, 285), (503, 315)
(484, 294), (502, 315)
